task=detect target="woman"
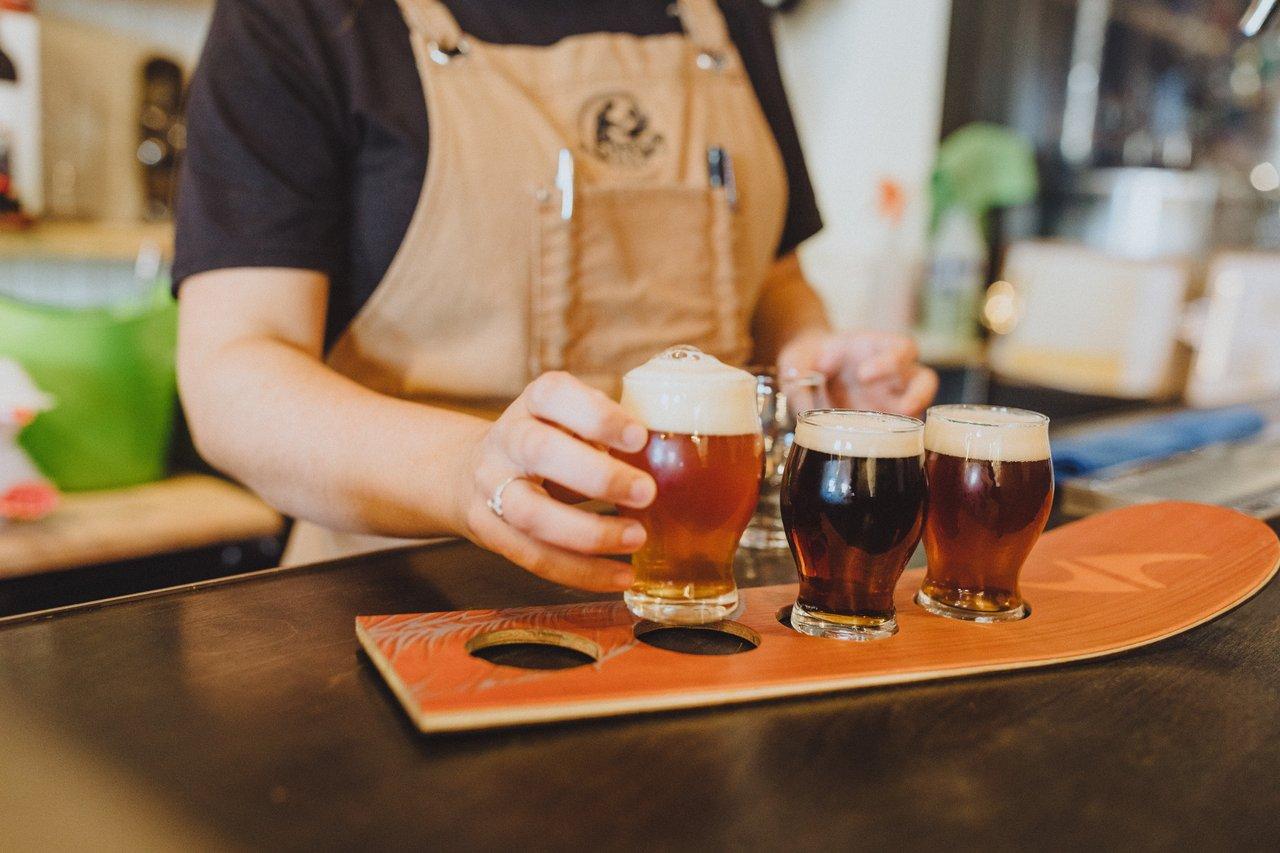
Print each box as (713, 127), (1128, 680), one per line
(175, 0), (937, 590)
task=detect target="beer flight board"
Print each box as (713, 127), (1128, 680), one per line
(357, 502), (1279, 734)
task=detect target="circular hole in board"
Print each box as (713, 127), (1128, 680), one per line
(465, 628), (601, 671)
(633, 620), (761, 655)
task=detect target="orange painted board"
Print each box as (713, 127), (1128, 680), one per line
(357, 503), (1280, 733)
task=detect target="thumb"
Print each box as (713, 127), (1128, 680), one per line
(777, 336), (820, 376)
(813, 336), (853, 376)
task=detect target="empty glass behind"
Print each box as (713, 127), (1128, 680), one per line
(741, 367), (828, 550)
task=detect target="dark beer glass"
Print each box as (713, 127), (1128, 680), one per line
(917, 405), (1053, 622)
(616, 347), (763, 624)
(780, 410), (925, 640)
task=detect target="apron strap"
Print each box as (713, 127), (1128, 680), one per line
(676, 0), (734, 56)
(395, 0), (465, 51)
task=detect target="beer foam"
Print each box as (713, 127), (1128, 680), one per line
(794, 410), (923, 459)
(620, 346), (760, 436)
(924, 405), (1050, 462)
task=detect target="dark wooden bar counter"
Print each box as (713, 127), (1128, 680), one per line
(3, 519), (1279, 850)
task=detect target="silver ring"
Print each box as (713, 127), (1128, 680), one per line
(486, 475), (522, 519)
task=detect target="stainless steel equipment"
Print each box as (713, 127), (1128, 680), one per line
(1241, 0), (1280, 37)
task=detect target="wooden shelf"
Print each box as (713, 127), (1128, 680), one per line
(0, 220), (174, 263)
(0, 474), (283, 578)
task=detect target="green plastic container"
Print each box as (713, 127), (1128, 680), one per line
(0, 285), (177, 492)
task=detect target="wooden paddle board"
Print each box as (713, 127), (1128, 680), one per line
(357, 502), (1279, 733)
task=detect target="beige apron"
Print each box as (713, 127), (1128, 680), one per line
(284, 0), (788, 565)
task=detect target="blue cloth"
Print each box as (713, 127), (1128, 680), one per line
(1052, 406), (1268, 479)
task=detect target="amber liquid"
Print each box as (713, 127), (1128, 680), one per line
(921, 451), (1054, 613)
(781, 448), (925, 622)
(616, 431), (763, 604)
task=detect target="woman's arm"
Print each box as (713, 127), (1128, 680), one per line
(749, 252), (831, 366)
(178, 268), (655, 590)
(751, 253), (938, 416)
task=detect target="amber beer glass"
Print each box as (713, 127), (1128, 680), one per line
(917, 405), (1054, 622)
(780, 410), (926, 640)
(615, 347), (763, 624)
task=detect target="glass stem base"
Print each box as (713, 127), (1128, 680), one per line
(914, 589), (1029, 623)
(740, 517), (789, 550)
(624, 589), (738, 625)
(789, 602), (897, 641)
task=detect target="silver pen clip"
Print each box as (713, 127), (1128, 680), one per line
(556, 148), (575, 221)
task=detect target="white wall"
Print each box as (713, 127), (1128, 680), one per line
(776, 0), (952, 331)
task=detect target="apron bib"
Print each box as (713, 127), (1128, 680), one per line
(285, 0), (788, 565)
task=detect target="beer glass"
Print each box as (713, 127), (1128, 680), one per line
(615, 346), (763, 624)
(780, 410), (926, 640)
(741, 367), (828, 551)
(916, 404), (1054, 622)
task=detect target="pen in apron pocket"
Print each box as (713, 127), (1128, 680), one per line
(707, 146), (738, 210)
(556, 148), (575, 221)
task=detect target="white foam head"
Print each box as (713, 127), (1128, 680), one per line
(620, 346), (759, 436)
(794, 410), (923, 458)
(925, 405), (1050, 462)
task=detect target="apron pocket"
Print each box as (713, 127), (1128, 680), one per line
(530, 184), (745, 395)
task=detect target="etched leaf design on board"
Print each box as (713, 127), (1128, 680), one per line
(1023, 553), (1205, 593)
(363, 601), (639, 696)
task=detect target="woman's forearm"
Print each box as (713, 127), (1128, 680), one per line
(177, 269), (490, 538)
(750, 252), (832, 365)
(177, 268), (665, 592)
(182, 334), (487, 536)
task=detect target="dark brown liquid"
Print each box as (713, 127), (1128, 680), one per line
(921, 451), (1054, 612)
(615, 432), (762, 602)
(780, 448), (925, 619)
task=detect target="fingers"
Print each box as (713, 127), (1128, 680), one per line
(497, 478), (646, 555)
(899, 366), (939, 417)
(776, 332), (824, 378)
(505, 419), (656, 509)
(472, 502), (636, 592)
(543, 481), (589, 504)
(854, 336), (919, 384)
(854, 366), (939, 417)
(523, 371), (647, 453)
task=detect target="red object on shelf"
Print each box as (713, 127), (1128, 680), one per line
(1, 481), (58, 521)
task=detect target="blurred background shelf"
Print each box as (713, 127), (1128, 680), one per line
(0, 220), (173, 262)
(0, 474), (281, 579)
(0, 474), (286, 618)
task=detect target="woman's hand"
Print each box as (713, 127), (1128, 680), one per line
(778, 330), (938, 417)
(452, 371), (657, 592)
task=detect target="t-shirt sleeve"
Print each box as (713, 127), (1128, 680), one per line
(722, 0), (823, 258)
(172, 0), (350, 291)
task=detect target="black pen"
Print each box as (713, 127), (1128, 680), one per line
(707, 145), (738, 210)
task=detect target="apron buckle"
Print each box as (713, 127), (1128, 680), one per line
(696, 50), (726, 72)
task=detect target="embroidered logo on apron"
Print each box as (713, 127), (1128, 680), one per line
(578, 91), (665, 168)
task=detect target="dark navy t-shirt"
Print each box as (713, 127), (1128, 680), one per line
(174, 0), (823, 345)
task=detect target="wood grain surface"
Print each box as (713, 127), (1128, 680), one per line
(359, 502), (1280, 732)
(3, 502), (1279, 849)
(0, 474), (282, 578)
